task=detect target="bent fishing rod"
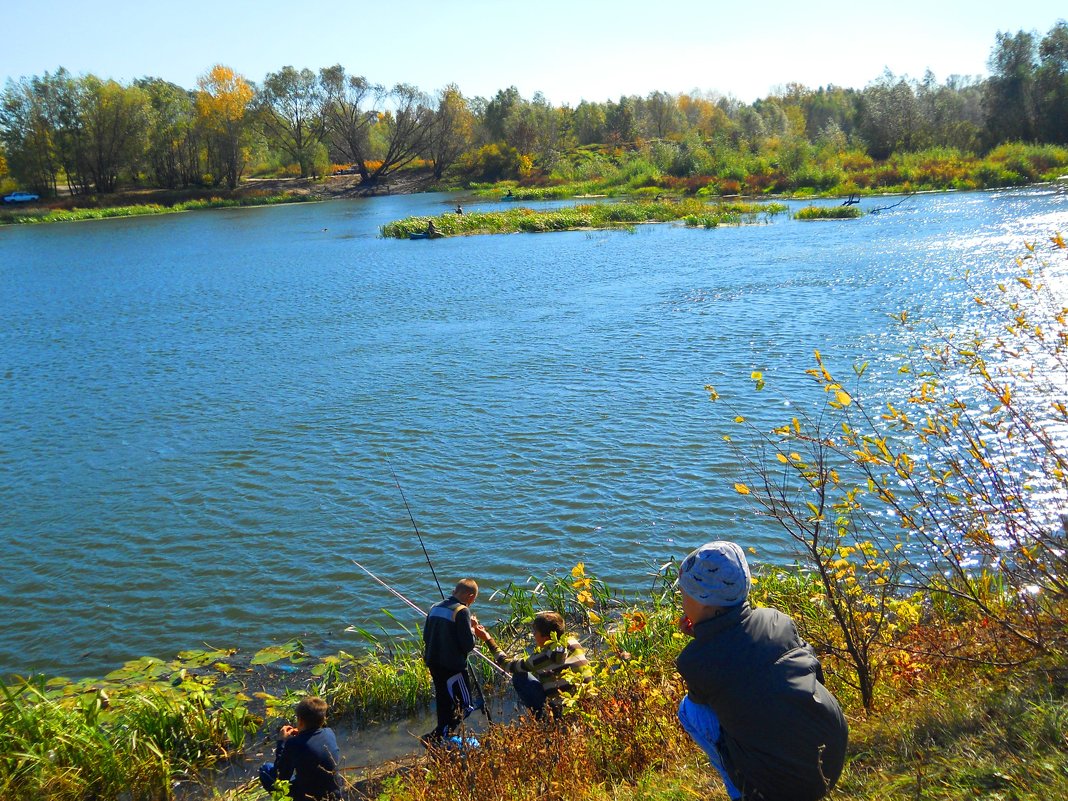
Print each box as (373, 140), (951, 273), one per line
(387, 460), (445, 600)
(343, 555), (508, 677)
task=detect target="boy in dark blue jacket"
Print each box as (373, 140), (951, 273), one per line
(421, 578), (481, 743)
(259, 696), (343, 800)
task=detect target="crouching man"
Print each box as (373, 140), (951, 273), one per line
(676, 541), (848, 801)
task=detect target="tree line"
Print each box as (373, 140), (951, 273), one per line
(1, 21), (1066, 197)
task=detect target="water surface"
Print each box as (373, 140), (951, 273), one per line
(1, 187), (1064, 678)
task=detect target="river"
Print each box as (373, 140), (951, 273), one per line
(1, 187), (1064, 680)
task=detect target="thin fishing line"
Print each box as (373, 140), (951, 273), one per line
(387, 460), (445, 600)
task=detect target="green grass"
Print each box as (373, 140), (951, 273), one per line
(794, 205), (864, 220)
(0, 192), (312, 225)
(4, 561), (1066, 801)
(470, 142), (1068, 203)
(381, 199), (787, 238)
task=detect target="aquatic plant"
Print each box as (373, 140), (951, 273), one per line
(794, 205), (864, 220)
(380, 199), (787, 239)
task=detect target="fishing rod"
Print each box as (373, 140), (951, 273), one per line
(344, 556), (508, 677)
(387, 460), (445, 600)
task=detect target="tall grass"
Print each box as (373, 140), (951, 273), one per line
(0, 675), (252, 800)
(475, 141), (1068, 203)
(794, 205), (863, 219)
(5, 557), (1066, 800)
(381, 200), (787, 238)
(0, 193), (312, 225)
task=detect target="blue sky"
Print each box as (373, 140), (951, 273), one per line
(3, 1), (1065, 103)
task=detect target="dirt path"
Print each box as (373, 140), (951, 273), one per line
(242, 169), (437, 200)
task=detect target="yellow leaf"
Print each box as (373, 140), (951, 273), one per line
(734, 483), (751, 495)
(751, 371), (763, 381)
(776, 453), (788, 463)
(734, 415), (746, 423)
(835, 389), (852, 406)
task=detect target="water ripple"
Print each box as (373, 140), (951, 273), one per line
(0, 189), (1064, 677)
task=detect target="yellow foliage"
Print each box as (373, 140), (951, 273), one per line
(195, 64), (253, 131)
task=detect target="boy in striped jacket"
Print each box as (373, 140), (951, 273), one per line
(473, 610), (592, 718)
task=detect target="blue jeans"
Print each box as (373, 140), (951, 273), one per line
(677, 696), (743, 800)
(512, 671), (547, 716)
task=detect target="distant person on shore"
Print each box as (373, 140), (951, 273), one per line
(422, 578), (482, 744)
(473, 610), (593, 719)
(426, 219), (438, 237)
(455, 203), (464, 214)
(258, 696), (343, 800)
(675, 541), (848, 801)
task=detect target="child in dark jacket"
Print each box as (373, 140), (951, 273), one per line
(675, 541), (848, 801)
(259, 696), (343, 800)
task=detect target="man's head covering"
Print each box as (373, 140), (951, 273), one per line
(679, 541), (751, 607)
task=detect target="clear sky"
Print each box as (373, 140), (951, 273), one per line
(2, 1), (1065, 104)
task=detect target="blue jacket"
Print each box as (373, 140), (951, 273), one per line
(273, 726), (342, 800)
(422, 595), (475, 674)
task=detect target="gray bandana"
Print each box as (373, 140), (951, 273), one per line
(679, 541), (751, 606)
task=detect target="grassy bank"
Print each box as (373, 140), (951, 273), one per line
(0, 192), (314, 225)
(3, 560), (1065, 801)
(380, 199), (788, 238)
(472, 141), (1068, 202)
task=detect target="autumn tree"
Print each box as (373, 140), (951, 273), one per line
(640, 90), (685, 139)
(372, 83), (434, 180)
(320, 65), (382, 182)
(678, 92), (732, 139)
(78, 76), (149, 193)
(480, 86), (522, 144)
(425, 83), (473, 179)
(916, 72), (984, 152)
(0, 72), (64, 194)
(571, 100), (607, 145)
(984, 30), (1038, 145)
(195, 65), (254, 188)
(258, 66), (327, 177)
(1, 70), (149, 195)
(605, 96), (637, 143)
(136, 77), (200, 189)
(1035, 21), (1068, 144)
(857, 72), (922, 158)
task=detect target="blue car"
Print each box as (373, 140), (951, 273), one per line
(3, 191), (41, 204)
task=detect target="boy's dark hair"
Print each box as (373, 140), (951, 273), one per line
(295, 696), (328, 728)
(533, 611), (565, 638)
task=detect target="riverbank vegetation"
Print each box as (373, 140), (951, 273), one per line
(380, 199), (788, 238)
(0, 191), (312, 225)
(2, 22), (1067, 210)
(794, 205), (864, 220)
(2, 238), (1065, 800)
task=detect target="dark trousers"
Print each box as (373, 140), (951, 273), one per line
(429, 666), (474, 736)
(512, 671), (548, 717)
